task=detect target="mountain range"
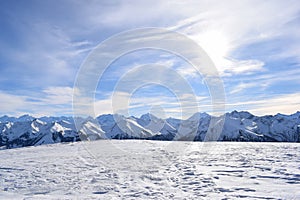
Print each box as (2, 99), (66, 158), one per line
(1, 111), (300, 149)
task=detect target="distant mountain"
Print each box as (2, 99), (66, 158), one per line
(0, 111), (300, 149)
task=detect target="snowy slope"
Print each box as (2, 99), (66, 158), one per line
(97, 114), (155, 139)
(78, 118), (106, 140)
(0, 119), (80, 148)
(0, 141), (299, 199)
(135, 113), (177, 140)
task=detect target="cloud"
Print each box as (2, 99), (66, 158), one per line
(42, 87), (74, 105)
(108, 88), (210, 119)
(1, 0), (300, 117)
(226, 67), (300, 95)
(0, 91), (27, 114)
(175, 64), (199, 78)
(248, 93), (300, 116)
(223, 59), (265, 76)
(1, 85), (299, 119)
(229, 82), (267, 95)
(226, 92), (300, 116)
(0, 20), (93, 89)
(169, 0), (300, 75)
(0, 87), (76, 117)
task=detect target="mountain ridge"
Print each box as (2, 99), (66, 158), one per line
(1, 110), (300, 149)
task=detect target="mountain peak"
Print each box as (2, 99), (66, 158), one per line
(229, 110), (254, 119)
(188, 112), (209, 121)
(18, 114), (35, 121)
(1, 111), (300, 150)
(140, 113), (159, 121)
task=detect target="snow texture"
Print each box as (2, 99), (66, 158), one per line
(0, 140), (299, 199)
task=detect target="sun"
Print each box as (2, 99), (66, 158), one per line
(192, 30), (231, 68)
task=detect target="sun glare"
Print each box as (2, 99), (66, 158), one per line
(193, 31), (231, 68)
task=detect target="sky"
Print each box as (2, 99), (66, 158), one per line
(0, 0), (300, 118)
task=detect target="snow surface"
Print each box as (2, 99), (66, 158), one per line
(0, 140), (299, 199)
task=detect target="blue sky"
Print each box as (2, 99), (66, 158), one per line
(0, 0), (300, 118)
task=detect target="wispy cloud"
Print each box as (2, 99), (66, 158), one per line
(0, 87), (75, 117)
(0, 0), (299, 117)
(170, 0), (300, 76)
(248, 93), (300, 116)
(229, 82), (267, 95)
(0, 20), (94, 89)
(226, 92), (300, 116)
(0, 91), (27, 115)
(223, 59), (265, 76)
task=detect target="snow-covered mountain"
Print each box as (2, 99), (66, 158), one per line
(97, 114), (155, 139)
(0, 111), (299, 149)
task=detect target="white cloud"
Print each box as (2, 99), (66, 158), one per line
(3, 22), (94, 88)
(169, 0), (300, 75)
(94, 99), (114, 115)
(0, 91), (27, 114)
(226, 92), (300, 116)
(229, 82), (265, 95)
(175, 65), (199, 78)
(249, 93), (300, 116)
(42, 87), (74, 105)
(227, 68), (300, 93)
(0, 87), (77, 117)
(223, 59), (265, 76)
(1, 0), (300, 117)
